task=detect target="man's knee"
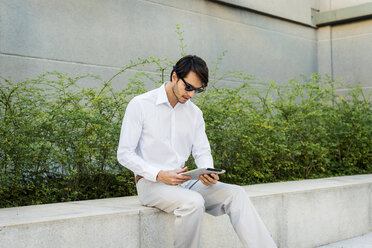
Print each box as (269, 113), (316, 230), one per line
(184, 193), (205, 212)
(221, 184), (245, 196)
(173, 193), (205, 217)
(234, 185), (247, 196)
(224, 184), (249, 204)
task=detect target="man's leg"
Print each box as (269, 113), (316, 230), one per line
(136, 178), (205, 248)
(189, 181), (277, 248)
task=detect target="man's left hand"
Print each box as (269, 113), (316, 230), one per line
(199, 173), (219, 186)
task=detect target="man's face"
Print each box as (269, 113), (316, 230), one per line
(172, 71), (203, 104)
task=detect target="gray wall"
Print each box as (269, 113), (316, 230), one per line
(317, 0), (372, 92)
(212, 0), (320, 26)
(0, 0), (371, 92)
(318, 19), (372, 91)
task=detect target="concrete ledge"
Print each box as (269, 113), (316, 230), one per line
(1, 174), (371, 248)
(315, 3), (372, 26)
(209, 0), (317, 27)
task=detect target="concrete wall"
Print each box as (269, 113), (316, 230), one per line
(212, 0), (319, 26)
(318, 18), (372, 92)
(1, 174), (372, 248)
(0, 0), (371, 92)
(316, 0), (372, 92)
(0, 0), (317, 88)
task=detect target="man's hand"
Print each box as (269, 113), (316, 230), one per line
(157, 167), (191, 185)
(199, 173), (219, 186)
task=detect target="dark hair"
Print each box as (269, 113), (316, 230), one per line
(170, 55), (209, 88)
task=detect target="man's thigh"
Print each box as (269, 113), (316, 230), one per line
(190, 181), (246, 216)
(136, 178), (204, 214)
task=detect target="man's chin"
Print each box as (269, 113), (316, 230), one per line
(176, 96), (190, 104)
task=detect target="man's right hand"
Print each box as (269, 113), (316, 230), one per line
(156, 167), (191, 185)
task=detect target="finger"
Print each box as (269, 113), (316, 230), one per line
(199, 176), (207, 185)
(199, 175), (206, 183)
(204, 174), (214, 182)
(173, 177), (190, 184)
(171, 179), (183, 185)
(210, 173), (219, 181)
(199, 174), (206, 182)
(176, 174), (191, 181)
(202, 179), (212, 186)
(200, 175), (212, 185)
(203, 174), (217, 185)
(175, 166), (188, 174)
(202, 174), (212, 181)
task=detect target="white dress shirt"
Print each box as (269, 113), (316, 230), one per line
(117, 83), (213, 182)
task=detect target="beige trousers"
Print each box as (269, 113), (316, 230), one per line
(136, 179), (277, 248)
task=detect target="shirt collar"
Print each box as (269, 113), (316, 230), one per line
(156, 83), (169, 105)
(156, 82), (190, 107)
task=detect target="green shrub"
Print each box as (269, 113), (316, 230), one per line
(195, 74), (372, 184)
(1, 62), (371, 207)
(0, 57), (163, 207)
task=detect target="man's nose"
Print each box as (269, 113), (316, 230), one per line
(187, 90), (195, 98)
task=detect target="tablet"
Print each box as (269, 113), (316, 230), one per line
(180, 168), (225, 180)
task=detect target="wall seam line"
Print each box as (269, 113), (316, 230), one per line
(139, 0), (318, 42)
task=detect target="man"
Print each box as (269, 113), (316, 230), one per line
(117, 55), (277, 248)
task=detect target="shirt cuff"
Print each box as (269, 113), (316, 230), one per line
(144, 167), (161, 182)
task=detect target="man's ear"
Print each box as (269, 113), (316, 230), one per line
(171, 71), (178, 83)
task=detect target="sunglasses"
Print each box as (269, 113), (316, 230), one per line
(180, 78), (205, 93)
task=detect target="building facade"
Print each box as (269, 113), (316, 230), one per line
(0, 0), (371, 92)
